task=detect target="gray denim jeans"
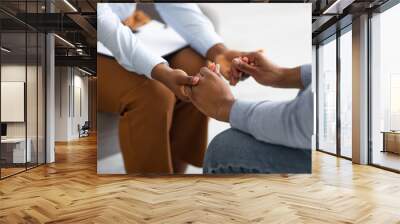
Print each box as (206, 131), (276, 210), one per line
(203, 128), (311, 174)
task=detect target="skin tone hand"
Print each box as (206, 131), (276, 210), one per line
(206, 43), (247, 86)
(231, 52), (303, 89)
(123, 10), (151, 31)
(185, 65), (235, 122)
(151, 63), (200, 101)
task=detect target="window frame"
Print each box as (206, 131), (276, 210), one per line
(367, 0), (400, 173)
(316, 24), (353, 160)
(0, 0), (47, 180)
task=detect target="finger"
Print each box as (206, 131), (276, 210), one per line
(206, 60), (213, 69)
(231, 66), (241, 79)
(231, 67), (243, 80)
(232, 58), (257, 75)
(196, 71), (204, 78)
(179, 89), (191, 102)
(215, 64), (220, 74)
(232, 78), (240, 86)
(209, 63), (216, 72)
(240, 51), (264, 63)
(215, 64), (223, 78)
(229, 76), (234, 85)
(231, 58), (242, 79)
(217, 66), (230, 80)
(184, 85), (192, 99)
(199, 67), (217, 78)
(176, 74), (196, 85)
(236, 71), (242, 80)
(230, 75), (239, 86)
(192, 75), (200, 85)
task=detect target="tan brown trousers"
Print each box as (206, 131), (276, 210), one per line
(97, 48), (208, 174)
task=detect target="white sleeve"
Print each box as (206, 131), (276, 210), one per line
(155, 3), (223, 57)
(97, 3), (166, 78)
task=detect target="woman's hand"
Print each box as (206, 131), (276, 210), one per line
(214, 49), (245, 85)
(123, 10), (151, 31)
(232, 52), (303, 89)
(151, 63), (199, 101)
(206, 43), (248, 86)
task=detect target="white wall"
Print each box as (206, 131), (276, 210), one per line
(1, 63), (46, 164)
(200, 3), (312, 145)
(55, 67), (89, 141)
(1, 65), (38, 138)
(1, 65), (25, 130)
(1, 65), (28, 142)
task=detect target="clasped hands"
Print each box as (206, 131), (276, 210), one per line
(186, 50), (285, 122)
(151, 46), (253, 103)
(152, 48), (296, 122)
(185, 63), (235, 122)
(186, 51), (302, 122)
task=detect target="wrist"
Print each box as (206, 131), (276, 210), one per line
(278, 67), (302, 88)
(268, 66), (286, 87)
(206, 43), (227, 62)
(151, 63), (173, 83)
(216, 98), (235, 122)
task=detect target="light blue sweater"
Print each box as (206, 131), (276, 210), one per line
(229, 64), (313, 150)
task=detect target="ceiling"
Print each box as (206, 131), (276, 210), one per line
(0, 0), (98, 73)
(0, 0), (394, 74)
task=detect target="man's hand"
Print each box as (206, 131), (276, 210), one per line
(232, 52), (303, 89)
(151, 63), (199, 101)
(186, 66), (235, 122)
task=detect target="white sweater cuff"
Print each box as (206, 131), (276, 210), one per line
(192, 30), (223, 57)
(133, 42), (167, 79)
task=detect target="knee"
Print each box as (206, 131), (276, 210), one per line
(147, 82), (176, 114)
(169, 48), (207, 76)
(122, 81), (175, 116)
(206, 131), (230, 158)
(203, 129), (237, 172)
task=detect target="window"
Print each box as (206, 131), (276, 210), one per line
(370, 2), (400, 171)
(0, 1), (46, 179)
(339, 28), (352, 158)
(1, 29), (28, 178)
(318, 36), (337, 154)
(390, 74), (400, 130)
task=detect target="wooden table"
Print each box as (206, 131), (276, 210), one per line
(1, 138), (31, 164)
(381, 131), (400, 154)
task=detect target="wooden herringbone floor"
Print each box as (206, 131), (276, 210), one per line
(1, 135), (400, 224)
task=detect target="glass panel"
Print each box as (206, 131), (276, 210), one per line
(0, 1), (46, 178)
(27, 31), (38, 169)
(371, 3), (400, 171)
(1, 31), (27, 177)
(26, 0), (39, 169)
(340, 29), (352, 158)
(318, 37), (337, 154)
(38, 32), (45, 165)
